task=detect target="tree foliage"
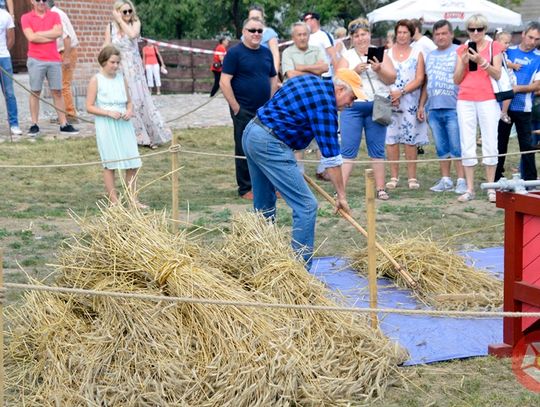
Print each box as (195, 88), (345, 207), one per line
(134, 0), (523, 40)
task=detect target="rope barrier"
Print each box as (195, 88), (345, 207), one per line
(0, 65), (94, 124)
(2, 144), (538, 169)
(3, 281), (537, 319)
(0, 146), (174, 169)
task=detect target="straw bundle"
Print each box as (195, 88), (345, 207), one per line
(207, 213), (408, 404)
(5, 206), (406, 406)
(350, 233), (503, 310)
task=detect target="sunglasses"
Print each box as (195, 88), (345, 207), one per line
(246, 28), (263, 34)
(467, 27), (485, 33)
(122, 9), (133, 15)
(35, 0), (48, 3)
(349, 23), (370, 33)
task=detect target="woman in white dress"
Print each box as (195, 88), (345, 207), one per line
(385, 19), (428, 190)
(104, 0), (171, 148)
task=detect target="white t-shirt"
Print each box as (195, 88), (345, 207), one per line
(309, 29), (334, 77)
(51, 6), (79, 51)
(342, 47), (390, 101)
(0, 8), (14, 58)
(412, 35), (436, 59)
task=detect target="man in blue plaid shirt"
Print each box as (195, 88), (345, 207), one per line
(242, 69), (367, 268)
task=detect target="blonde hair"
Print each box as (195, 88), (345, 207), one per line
(466, 14), (488, 31)
(348, 18), (370, 34)
(113, 0), (139, 23)
(496, 31), (511, 41)
(334, 27), (347, 39)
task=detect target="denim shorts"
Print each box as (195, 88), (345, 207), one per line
(427, 109), (461, 158)
(27, 57), (62, 91)
(339, 101), (386, 159)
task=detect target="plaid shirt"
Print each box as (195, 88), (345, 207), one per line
(257, 75), (341, 161)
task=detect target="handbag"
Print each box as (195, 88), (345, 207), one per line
(366, 71), (392, 126)
(489, 42), (514, 102)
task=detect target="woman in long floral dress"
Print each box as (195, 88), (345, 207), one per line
(104, 0), (171, 148)
(385, 19), (428, 190)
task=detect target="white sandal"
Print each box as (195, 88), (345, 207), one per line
(386, 177), (399, 189)
(408, 178), (420, 190)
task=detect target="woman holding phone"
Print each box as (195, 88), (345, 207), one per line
(453, 14), (502, 203)
(336, 18), (396, 199)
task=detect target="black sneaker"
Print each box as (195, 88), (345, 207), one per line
(60, 123), (80, 135)
(28, 124), (40, 136)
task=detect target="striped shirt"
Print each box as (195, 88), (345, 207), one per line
(507, 46), (540, 113)
(257, 74), (341, 164)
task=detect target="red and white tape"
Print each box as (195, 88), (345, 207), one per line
(142, 37), (294, 56)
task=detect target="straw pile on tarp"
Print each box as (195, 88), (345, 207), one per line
(350, 233), (503, 311)
(5, 206), (407, 406)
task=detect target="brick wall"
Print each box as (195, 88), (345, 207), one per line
(55, 0), (115, 97)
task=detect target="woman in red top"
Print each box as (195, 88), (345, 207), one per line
(142, 44), (165, 95)
(454, 14), (502, 203)
(210, 37), (230, 97)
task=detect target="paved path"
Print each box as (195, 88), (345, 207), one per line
(0, 73), (231, 143)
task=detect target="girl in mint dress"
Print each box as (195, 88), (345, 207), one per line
(86, 45), (145, 207)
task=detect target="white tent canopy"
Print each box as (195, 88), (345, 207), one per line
(367, 0), (523, 30)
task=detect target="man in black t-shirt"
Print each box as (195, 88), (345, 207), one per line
(220, 17), (278, 199)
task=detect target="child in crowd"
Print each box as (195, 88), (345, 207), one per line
(142, 43), (165, 95)
(496, 31), (519, 124)
(334, 26), (347, 60)
(86, 45), (145, 207)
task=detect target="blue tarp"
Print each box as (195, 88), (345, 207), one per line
(309, 247), (504, 366)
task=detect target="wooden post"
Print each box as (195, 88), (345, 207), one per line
(171, 135), (179, 233)
(365, 169), (378, 329)
(0, 250), (4, 406)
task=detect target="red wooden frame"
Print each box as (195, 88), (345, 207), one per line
(489, 191), (540, 357)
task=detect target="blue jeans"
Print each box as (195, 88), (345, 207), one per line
(340, 101), (386, 159)
(0, 57), (19, 127)
(427, 109), (461, 158)
(242, 119), (318, 267)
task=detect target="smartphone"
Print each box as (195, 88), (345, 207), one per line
(367, 46), (385, 63)
(468, 41), (477, 71)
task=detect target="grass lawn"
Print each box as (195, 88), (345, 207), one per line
(1, 127), (539, 405)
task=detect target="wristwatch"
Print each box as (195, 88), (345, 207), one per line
(401, 88), (407, 96)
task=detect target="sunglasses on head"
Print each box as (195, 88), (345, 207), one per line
(349, 23), (370, 33)
(467, 26), (485, 33)
(246, 28), (263, 34)
(122, 9), (133, 15)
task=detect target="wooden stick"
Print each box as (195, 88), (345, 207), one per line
(0, 250), (4, 406)
(433, 293), (490, 302)
(171, 136), (179, 233)
(365, 170), (378, 329)
(303, 174), (417, 289)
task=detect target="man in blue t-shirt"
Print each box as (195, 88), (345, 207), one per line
(418, 19), (466, 194)
(220, 17), (278, 199)
(495, 22), (540, 182)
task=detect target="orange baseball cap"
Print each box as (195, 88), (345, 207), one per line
(334, 69), (368, 101)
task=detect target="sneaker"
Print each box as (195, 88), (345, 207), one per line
(430, 178), (453, 192)
(59, 123), (80, 135)
(28, 124), (40, 136)
(10, 126), (23, 135)
(454, 178), (467, 194)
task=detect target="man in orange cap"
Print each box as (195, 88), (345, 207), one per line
(242, 69), (366, 269)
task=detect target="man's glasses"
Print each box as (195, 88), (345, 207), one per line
(122, 9), (133, 15)
(467, 27), (485, 33)
(246, 28), (263, 34)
